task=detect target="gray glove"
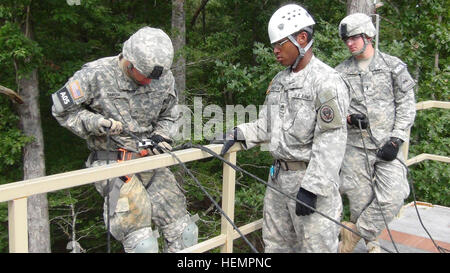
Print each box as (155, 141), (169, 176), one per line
(149, 133), (173, 154)
(96, 118), (123, 135)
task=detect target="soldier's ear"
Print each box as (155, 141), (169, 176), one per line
(296, 31), (308, 46)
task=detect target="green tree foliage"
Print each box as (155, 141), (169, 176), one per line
(0, 0), (448, 252)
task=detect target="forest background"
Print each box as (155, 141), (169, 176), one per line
(0, 0), (448, 253)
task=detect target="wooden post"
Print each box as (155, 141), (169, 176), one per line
(8, 198), (28, 253)
(220, 150), (236, 253)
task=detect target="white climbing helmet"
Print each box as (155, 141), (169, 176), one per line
(268, 4), (315, 44)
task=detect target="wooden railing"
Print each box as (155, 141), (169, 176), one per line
(0, 100), (448, 253)
(402, 100), (450, 165)
(0, 143), (258, 253)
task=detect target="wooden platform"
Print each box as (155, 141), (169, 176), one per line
(354, 201), (450, 253)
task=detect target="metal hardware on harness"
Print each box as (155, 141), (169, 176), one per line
(137, 138), (157, 149)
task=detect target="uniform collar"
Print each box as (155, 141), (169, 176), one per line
(345, 50), (389, 74)
(367, 50), (390, 71)
(283, 55), (316, 89)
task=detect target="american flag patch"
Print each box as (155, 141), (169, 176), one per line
(68, 80), (84, 99)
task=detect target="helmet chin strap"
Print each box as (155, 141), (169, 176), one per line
(125, 62), (152, 86)
(288, 35), (313, 71)
(352, 35), (369, 56)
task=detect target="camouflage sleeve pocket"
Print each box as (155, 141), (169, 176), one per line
(393, 63), (415, 92)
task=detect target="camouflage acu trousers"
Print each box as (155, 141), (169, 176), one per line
(263, 168), (342, 253)
(339, 145), (410, 241)
(89, 159), (189, 252)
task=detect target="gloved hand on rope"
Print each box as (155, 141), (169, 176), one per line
(148, 133), (173, 154)
(376, 137), (403, 161)
(347, 113), (368, 129)
(295, 187), (317, 216)
(96, 117), (123, 135)
(211, 128), (245, 156)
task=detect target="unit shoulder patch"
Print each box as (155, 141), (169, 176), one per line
(320, 105), (334, 123)
(398, 73), (415, 91)
(317, 98), (343, 132)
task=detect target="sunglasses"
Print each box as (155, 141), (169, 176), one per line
(271, 39), (290, 49)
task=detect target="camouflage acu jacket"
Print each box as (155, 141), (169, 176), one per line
(335, 50), (416, 149)
(237, 56), (350, 196)
(51, 55), (177, 152)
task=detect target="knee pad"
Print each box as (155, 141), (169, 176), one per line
(162, 214), (199, 252)
(181, 215), (199, 248)
(123, 227), (160, 253)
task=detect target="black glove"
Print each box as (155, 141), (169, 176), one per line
(347, 114), (369, 129)
(219, 128), (243, 156)
(295, 187), (317, 216)
(211, 128), (244, 156)
(376, 137), (403, 161)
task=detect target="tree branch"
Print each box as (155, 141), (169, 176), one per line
(190, 0), (209, 28)
(0, 85), (24, 104)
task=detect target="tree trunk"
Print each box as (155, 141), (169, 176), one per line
(15, 68), (50, 253)
(346, 0), (375, 14)
(14, 4), (51, 253)
(171, 0), (186, 105)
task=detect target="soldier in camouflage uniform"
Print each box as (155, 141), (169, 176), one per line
(219, 4), (349, 253)
(51, 27), (198, 253)
(335, 13), (416, 253)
